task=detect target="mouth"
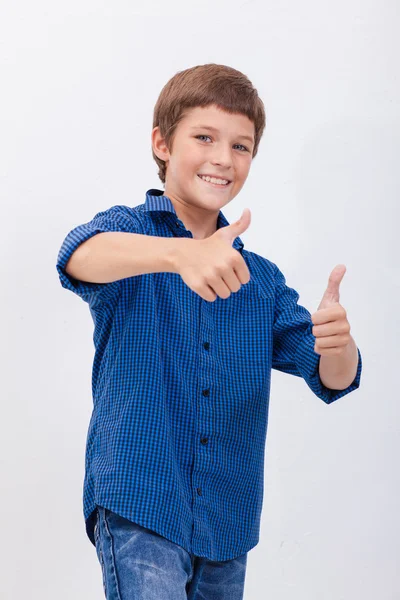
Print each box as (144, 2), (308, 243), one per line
(197, 174), (232, 189)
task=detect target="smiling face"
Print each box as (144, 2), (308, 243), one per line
(151, 104), (255, 219)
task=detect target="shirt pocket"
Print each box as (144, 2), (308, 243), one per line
(216, 279), (274, 388)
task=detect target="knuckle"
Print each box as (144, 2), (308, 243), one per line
(217, 264), (231, 275)
(207, 268), (221, 283)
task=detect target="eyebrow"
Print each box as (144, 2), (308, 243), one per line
(190, 125), (254, 145)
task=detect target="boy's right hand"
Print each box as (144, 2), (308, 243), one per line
(175, 208), (252, 302)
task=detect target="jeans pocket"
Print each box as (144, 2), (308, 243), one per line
(94, 510), (99, 544)
(94, 508), (107, 596)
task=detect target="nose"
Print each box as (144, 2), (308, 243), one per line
(210, 144), (233, 170)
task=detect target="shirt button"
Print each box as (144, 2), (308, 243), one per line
(197, 487), (202, 496)
(200, 437), (208, 445)
(203, 342), (210, 350)
(202, 389), (210, 397)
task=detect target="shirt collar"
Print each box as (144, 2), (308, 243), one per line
(144, 188), (245, 251)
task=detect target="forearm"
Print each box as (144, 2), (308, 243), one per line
(318, 335), (359, 390)
(65, 231), (189, 283)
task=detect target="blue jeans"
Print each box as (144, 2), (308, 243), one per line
(94, 506), (248, 599)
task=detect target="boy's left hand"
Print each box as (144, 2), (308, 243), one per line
(310, 264), (352, 356)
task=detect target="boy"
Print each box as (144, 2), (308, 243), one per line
(56, 63), (362, 599)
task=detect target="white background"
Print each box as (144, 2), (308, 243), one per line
(1, 1), (398, 598)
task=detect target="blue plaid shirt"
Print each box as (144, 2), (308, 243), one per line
(56, 188), (362, 561)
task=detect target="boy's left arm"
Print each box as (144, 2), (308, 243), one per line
(312, 264), (360, 390)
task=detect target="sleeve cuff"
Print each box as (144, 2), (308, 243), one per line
(294, 322), (363, 404)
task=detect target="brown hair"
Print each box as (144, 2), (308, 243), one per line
(152, 63), (267, 185)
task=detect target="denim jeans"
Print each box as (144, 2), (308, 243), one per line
(94, 506), (248, 599)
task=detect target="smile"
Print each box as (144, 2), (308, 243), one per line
(197, 174), (232, 189)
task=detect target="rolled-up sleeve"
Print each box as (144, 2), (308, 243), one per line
(272, 263), (362, 404)
(56, 206), (141, 308)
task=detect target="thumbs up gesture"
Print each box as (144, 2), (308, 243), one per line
(311, 264), (352, 356)
(175, 208), (252, 302)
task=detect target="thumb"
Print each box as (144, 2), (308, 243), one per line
(220, 208), (251, 243)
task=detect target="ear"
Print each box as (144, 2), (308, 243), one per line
(151, 126), (170, 162)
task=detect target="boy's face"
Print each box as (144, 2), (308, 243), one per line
(152, 104), (255, 216)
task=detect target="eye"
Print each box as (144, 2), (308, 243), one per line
(195, 135), (249, 152)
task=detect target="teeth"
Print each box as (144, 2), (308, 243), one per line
(199, 175), (229, 185)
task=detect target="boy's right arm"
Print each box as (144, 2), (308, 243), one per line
(65, 208), (251, 302)
(65, 232), (188, 283)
